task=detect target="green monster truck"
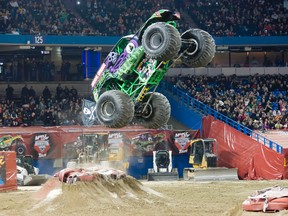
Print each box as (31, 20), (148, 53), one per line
(84, 9), (216, 129)
(131, 132), (166, 154)
(0, 135), (27, 155)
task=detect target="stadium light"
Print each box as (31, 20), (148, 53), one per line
(77, 1), (80, 5)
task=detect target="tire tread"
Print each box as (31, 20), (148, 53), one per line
(142, 22), (181, 61)
(97, 90), (134, 128)
(181, 29), (216, 68)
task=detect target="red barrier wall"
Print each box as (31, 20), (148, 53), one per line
(0, 126), (200, 175)
(202, 116), (285, 180)
(0, 151), (17, 191)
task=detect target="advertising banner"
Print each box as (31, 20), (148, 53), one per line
(0, 126), (200, 177)
(0, 151), (17, 191)
(174, 130), (200, 153)
(0, 153), (6, 185)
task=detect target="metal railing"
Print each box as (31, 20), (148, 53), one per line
(159, 81), (283, 154)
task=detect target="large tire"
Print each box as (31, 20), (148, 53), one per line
(180, 28), (216, 67)
(135, 92), (171, 129)
(142, 22), (181, 61)
(96, 90), (134, 128)
(15, 143), (27, 156)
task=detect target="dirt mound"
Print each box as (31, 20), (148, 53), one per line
(30, 175), (164, 216)
(61, 176), (150, 201)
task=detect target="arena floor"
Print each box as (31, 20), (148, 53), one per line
(1, 179), (288, 216)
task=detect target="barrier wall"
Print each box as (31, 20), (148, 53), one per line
(202, 116), (285, 180)
(0, 126), (200, 178)
(1, 34), (287, 46)
(164, 91), (203, 130)
(0, 151), (17, 191)
(0, 123), (285, 180)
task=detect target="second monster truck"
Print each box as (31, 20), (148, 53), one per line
(89, 9), (216, 129)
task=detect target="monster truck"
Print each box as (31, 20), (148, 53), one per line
(0, 135), (27, 155)
(86, 9), (216, 129)
(131, 132), (167, 153)
(16, 155), (50, 186)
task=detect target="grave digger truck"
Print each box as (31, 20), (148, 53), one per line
(183, 138), (238, 181)
(83, 9), (216, 128)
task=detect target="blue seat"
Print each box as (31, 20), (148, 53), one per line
(272, 102), (278, 110)
(272, 91), (280, 98)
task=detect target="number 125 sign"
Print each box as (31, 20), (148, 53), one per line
(34, 36), (44, 44)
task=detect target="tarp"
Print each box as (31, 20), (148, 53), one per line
(202, 116), (285, 180)
(0, 151), (17, 191)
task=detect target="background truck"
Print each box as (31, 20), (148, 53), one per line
(183, 138), (239, 181)
(83, 9), (216, 129)
(16, 155), (50, 186)
(147, 150), (179, 181)
(0, 135), (27, 156)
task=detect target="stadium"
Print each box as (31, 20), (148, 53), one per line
(0, 0), (288, 215)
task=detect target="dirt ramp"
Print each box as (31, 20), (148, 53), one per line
(30, 173), (165, 216)
(60, 176), (147, 202)
(33, 178), (61, 201)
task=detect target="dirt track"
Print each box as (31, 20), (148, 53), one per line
(1, 178), (288, 216)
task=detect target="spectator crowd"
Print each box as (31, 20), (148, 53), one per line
(1, 83), (83, 127)
(3, 73), (288, 132)
(179, 0), (288, 36)
(74, 0), (191, 36)
(1, 0), (288, 36)
(0, 0), (94, 35)
(1, 0), (181, 36)
(169, 74), (288, 131)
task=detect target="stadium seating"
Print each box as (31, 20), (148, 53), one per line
(168, 74), (288, 130)
(1, 0), (92, 35)
(0, 0), (287, 129)
(179, 0), (288, 36)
